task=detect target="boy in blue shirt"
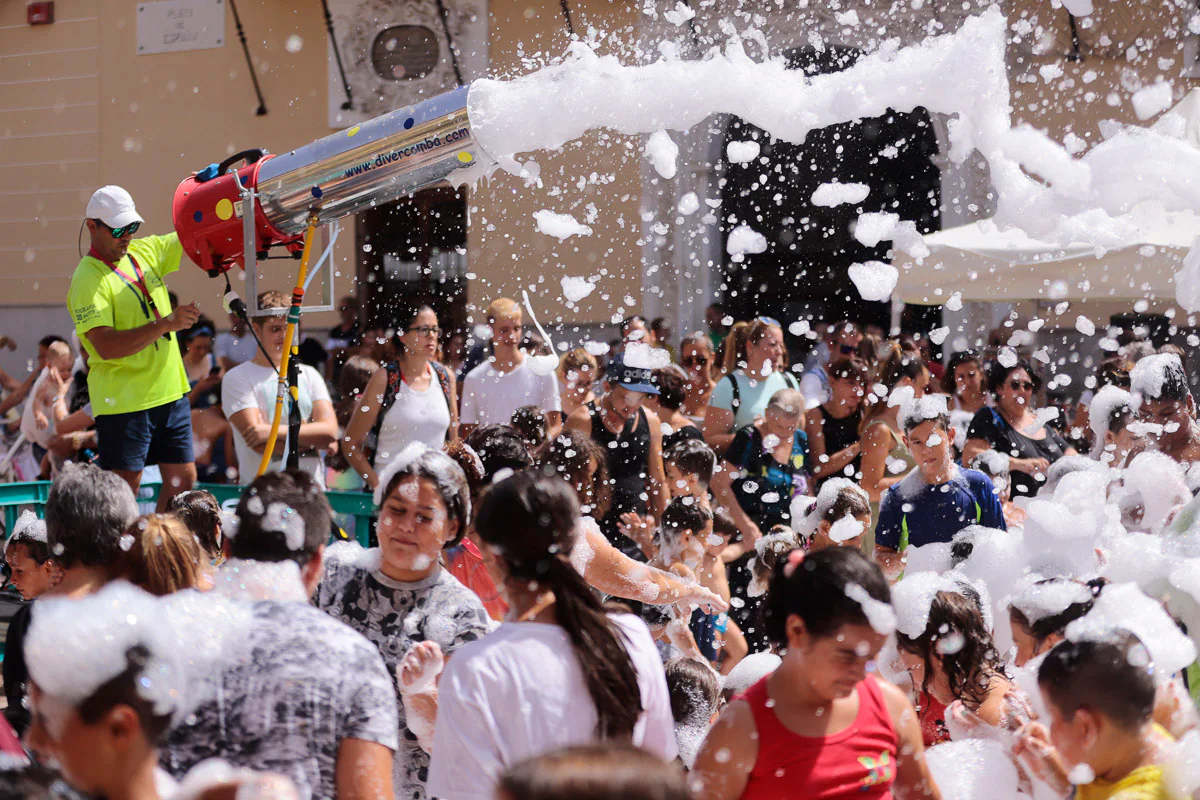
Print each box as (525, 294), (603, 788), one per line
(875, 398), (1006, 580)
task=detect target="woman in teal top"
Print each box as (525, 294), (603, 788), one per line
(702, 317), (800, 456)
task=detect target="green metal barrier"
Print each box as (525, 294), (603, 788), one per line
(0, 481), (375, 547)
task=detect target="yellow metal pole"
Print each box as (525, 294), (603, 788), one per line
(256, 213), (319, 477)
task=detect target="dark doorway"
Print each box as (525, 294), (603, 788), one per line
(718, 45), (940, 352)
(357, 187), (469, 333)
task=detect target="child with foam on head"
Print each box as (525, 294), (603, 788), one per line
(2, 511), (58, 738)
(1015, 633), (1173, 800)
(896, 585), (1029, 747)
(665, 657), (723, 769)
(795, 478), (872, 553)
(316, 443), (492, 800)
(24, 582), (292, 800)
(644, 498), (741, 669)
(875, 396), (1006, 582)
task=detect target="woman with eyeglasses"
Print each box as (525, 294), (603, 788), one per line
(679, 332), (718, 425)
(341, 304), (458, 490)
(961, 360), (1073, 499)
(805, 358), (868, 491)
(557, 348), (599, 419)
(703, 317), (800, 455)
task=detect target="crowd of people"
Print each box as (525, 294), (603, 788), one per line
(0, 186), (1199, 800)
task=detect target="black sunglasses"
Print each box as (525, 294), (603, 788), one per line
(96, 218), (141, 238)
(1008, 380), (1034, 392)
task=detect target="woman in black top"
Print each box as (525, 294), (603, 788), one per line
(963, 359), (1074, 498)
(564, 357), (668, 562)
(648, 365), (704, 451)
(805, 358), (867, 491)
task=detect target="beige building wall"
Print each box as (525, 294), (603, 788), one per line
(2, 0), (1196, 343)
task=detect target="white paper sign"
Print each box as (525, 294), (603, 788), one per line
(137, 0), (225, 55)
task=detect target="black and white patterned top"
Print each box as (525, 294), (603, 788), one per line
(160, 600), (400, 800)
(316, 559), (493, 800)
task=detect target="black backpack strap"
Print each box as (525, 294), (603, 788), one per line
(783, 371), (799, 390)
(366, 360), (402, 467)
(727, 373), (741, 410)
(430, 361), (458, 437)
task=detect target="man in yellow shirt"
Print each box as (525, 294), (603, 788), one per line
(67, 186), (201, 509)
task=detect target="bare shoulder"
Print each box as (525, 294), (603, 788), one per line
(872, 674), (916, 720)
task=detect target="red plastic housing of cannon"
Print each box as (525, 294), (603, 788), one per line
(171, 156), (302, 276)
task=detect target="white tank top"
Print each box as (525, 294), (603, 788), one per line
(374, 364), (451, 468)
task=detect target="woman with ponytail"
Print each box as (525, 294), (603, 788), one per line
(428, 471), (677, 799)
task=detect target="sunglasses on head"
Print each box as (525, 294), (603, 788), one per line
(96, 219), (141, 238)
(756, 316), (782, 327)
(1008, 380), (1034, 392)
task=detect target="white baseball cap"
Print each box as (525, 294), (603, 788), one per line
(85, 185), (144, 229)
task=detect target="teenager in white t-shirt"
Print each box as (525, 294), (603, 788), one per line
(222, 291), (337, 486)
(459, 298), (561, 438)
(428, 472), (677, 800)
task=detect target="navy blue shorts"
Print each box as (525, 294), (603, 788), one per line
(95, 396), (194, 472)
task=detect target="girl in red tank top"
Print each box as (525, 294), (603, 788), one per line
(740, 674), (899, 798)
(690, 548), (941, 800)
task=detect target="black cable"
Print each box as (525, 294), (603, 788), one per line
(228, 0), (267, 115)
(560, 0), (575, 37)
(223, 272), (279, 375)
(1066, 11), (1083, 62)
(434, 0), (465, 86)
(321, 0), (354, 111)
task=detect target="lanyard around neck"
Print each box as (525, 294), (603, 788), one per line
(89, 247), (161, 322)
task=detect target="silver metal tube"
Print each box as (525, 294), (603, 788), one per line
(255, 86), (491, 237)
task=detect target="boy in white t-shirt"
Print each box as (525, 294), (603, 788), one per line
(222, 291), (338, 486)
(459, 297), (561, 437)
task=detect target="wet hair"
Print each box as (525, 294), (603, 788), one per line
(750, 525), (803, 594)
(763, 547), (890, 646)
(38, 335), (67, 350)
(475, 472), (642, 739)
(390, 304), (437, 356)
(558, 348), (599, 383)
(231, 470), (332, 566)
(766, 388), (805, 419)
(120, 514), (204, 596)
(829, 357), (869, 387)
(1097, 356), (1133, 390)
(620, 315), (648, 337)
(1137, 353), (1190, 402)
(512, 405), (550, 455)
(5, 515), (50, 565)
(444, 439), (486, 504)
(987, 359), (1042, 396)
(665, 658), (720, 725)
(942, 352), (983, 395)
(378, 447), (472, 548)
(902, 409), (951, 436)
(1038, 632), (1156, 731)
(659, 497), (713, 545)
(464, 424), (534, 481)
(166, 490), (221, 559)
(896, 588), (1007, 709)
(820, 484), (871, 525)
(497, 744), (688, 800)
(1009, 578), (1107, 649)
(76, 643), (172, 743)
(663, 438), (716, 487)
(712, 508), (739, 540)
(45, 462), (138, 569)
(652, 366), (689, 411)
(539, 431), (612, 520)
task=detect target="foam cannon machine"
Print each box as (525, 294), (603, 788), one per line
(170, 86), (492, 475)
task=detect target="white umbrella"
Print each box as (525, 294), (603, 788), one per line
(893, 207), (1200, 305)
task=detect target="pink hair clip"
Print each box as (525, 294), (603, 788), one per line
(784, 549), (805, 578)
